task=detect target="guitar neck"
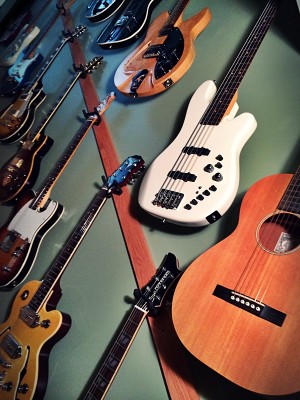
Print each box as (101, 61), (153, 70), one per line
(28, 71), (83, 141)
(84, 301), (148, 399)
(28, 36), (73, 90)
(201, 0), (281, 125)
(278, 165), (300, 214)
(27, 186), (110, 314)
(24, 3), (69, 59)
(30, 117), (98, 210)
(159, 0), (190, 35)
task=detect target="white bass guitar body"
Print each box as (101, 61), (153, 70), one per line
(138, 80), (257, 227)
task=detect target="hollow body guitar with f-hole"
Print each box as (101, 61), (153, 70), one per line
(172, 167), (300, 396)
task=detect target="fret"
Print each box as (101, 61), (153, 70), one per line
(83, 253), (179, 399)
(159, 0), (190, 36)
(28, 188), (109, 310)
(201, 0), (281, 126)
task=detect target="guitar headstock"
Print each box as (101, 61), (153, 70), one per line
(104, 155), (145, 193)
(134, 253), (182, 315)
(97, 92), (116, 115)
(74, 56), (103, 78)
(83, 92), (116, 124)
(63, 25), (87, 41)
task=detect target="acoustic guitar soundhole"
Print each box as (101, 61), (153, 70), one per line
(257, 212), (300, 255)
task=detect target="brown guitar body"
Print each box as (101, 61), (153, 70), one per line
(172, 173), (300, 396)
(114, 7), (211, 97)
(0, 134), (53, 203)
(0, 280), (71, 399)
(0, 84), (45, 143)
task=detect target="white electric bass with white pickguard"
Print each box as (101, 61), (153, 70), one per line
(138, 0), (281, 227)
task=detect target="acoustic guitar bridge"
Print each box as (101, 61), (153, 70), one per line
(213, 284), (286, 327)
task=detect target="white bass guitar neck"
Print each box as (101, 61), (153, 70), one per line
(138, 80), (257, 227)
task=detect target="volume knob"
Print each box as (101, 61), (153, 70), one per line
(212, 173), (223, 182)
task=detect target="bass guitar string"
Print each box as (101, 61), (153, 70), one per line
(155, 1), (279, 209)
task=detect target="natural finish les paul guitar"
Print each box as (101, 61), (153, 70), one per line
(172, 167), (300, 396)
(114, 0), (211, 97)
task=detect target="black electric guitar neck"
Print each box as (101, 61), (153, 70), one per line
(83, 253), (181, 400)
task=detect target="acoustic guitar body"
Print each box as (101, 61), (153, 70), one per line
(114, 7), (211, 97)
(172, 173), (300, 396)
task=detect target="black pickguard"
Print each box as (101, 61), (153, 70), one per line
(144, 28), (184, 80)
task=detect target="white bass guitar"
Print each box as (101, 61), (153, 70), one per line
(138, 0), (281, 227)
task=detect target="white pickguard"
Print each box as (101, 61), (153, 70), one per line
(7, 198), (61, 241)
(138, 80), (257, 227)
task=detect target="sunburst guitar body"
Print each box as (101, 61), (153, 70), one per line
(114, 5), (211, 97)
(172, 171), (300, 396)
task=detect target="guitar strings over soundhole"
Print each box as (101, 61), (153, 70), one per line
(257, 212), (300, 255)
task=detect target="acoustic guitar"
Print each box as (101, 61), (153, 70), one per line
(138, 0), (281, 226)
(0, 57), (103, 204)
(114, 0), (211, 97)
(172, 167), (300, 395)
(83, 252), (181, 399)
(0, 155), (145, 400)
(0, 93), (114, 290)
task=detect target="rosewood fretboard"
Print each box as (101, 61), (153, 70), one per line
(201, 0), (281, 126)
(84, 301), (148, 399)
(159, 0), (190, 36)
